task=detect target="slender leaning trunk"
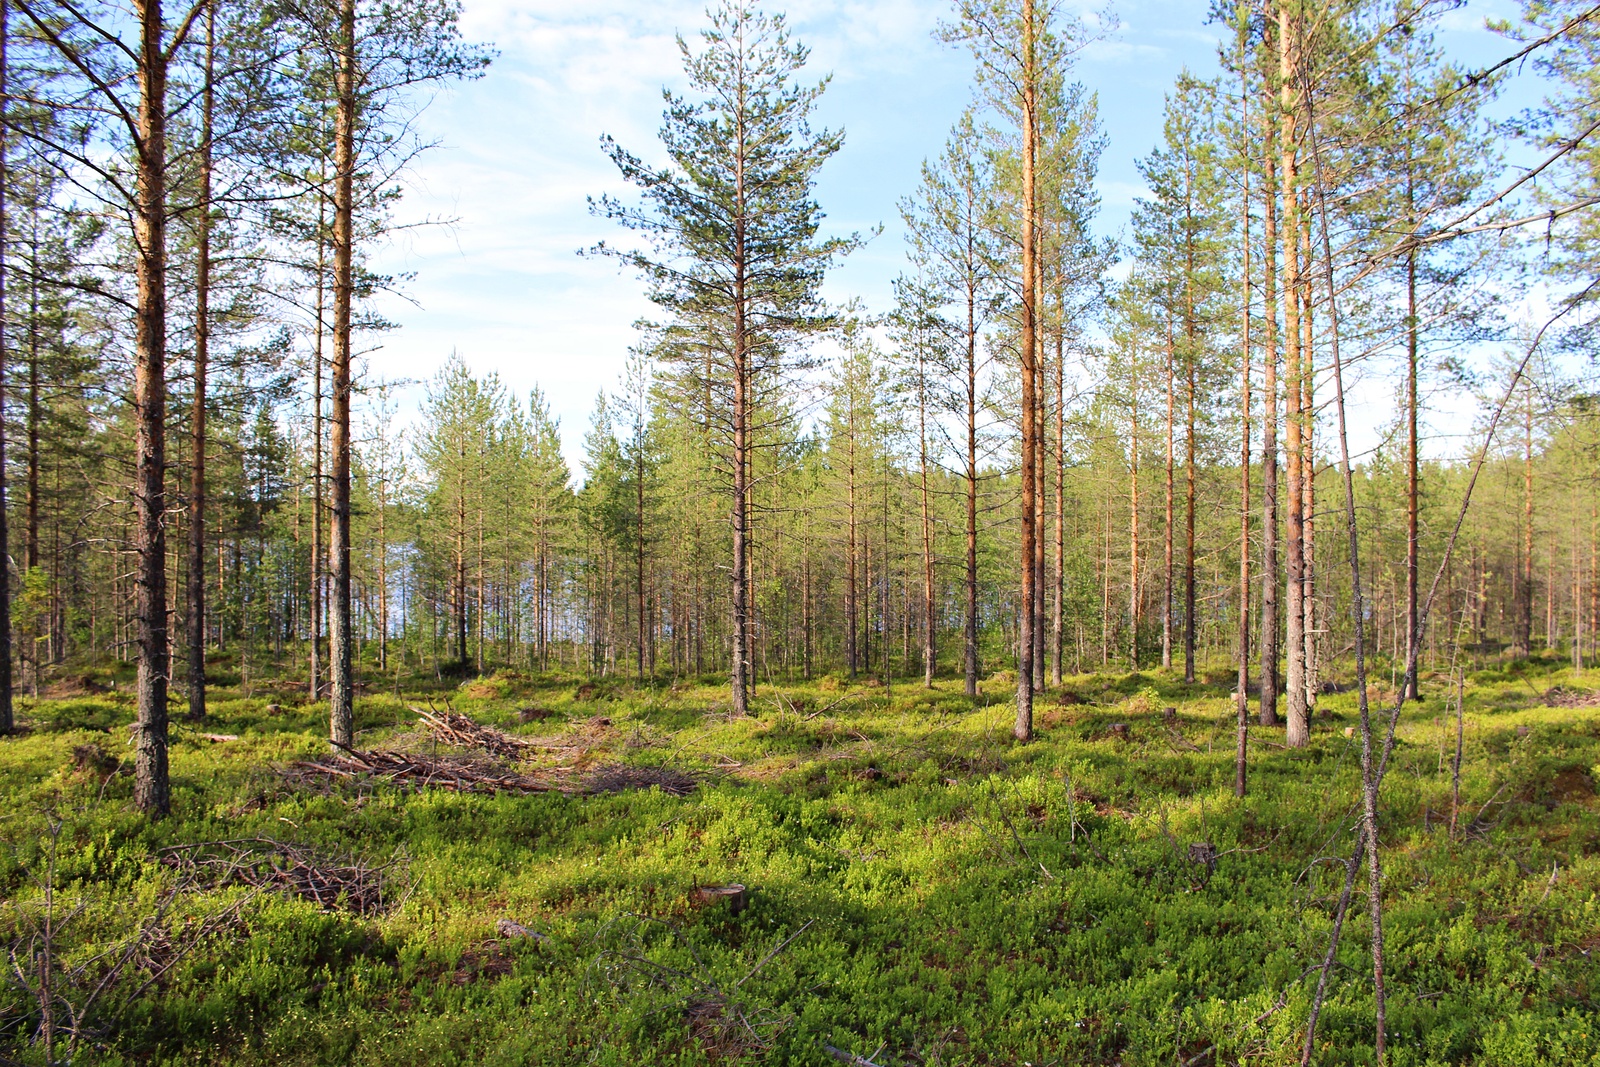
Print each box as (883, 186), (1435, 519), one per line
(328, 0), (356, 747)
(133, 0), (171, 814)
(188, 0), (214, 721)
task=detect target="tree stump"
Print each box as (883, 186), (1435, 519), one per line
(1188, 841), (1217, 874)
(696, 884), (748, 914)
(1162, 707), (1177, 723)
(1110, 723), (1130, 741)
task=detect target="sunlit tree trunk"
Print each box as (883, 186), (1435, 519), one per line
(1279, 0), (1309, 746)
(1301, 203), (1318, 712)
(133, 0), (172, 813)
(1517, 381), (1534, 655)
(1033, 262), (1046, 692)
(328, 0), (357, 746)
(310, 217), (325, 702)
(1052, 313), (1066, 685)
(964, 229), (981, 698)
(187, 0), (215, 721)
(1014, 0), (1039, 739)
(1259, 64), (1281, 728)
(919, 347), (935, 688)
(1163, 324), (1175, 671)
(1237, 33), (1252, 797)
(1129, 353), (1141, 669)
(0, 0), (14, 734)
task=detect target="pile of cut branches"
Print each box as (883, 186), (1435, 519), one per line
(161, 837), (401, 915)
(1544, 685), (1599, 708)
(411, 705), (533, 759)
(286, 745), (558, 796)
(284, 744), (696, 798)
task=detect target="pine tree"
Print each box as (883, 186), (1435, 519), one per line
(594, 1), (855, 714)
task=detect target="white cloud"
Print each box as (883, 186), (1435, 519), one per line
(355, 0), (1521, 474)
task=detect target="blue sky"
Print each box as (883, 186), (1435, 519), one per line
(361, 0), (1528, 472)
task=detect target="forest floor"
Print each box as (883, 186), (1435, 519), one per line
(0, 654), (1596, 1066)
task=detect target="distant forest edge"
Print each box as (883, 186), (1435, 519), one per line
(0, 0), (1596, 818)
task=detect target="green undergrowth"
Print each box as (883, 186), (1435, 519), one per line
(0, 659), (1596, 1065)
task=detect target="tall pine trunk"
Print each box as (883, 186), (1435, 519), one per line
(133, 0), (172, 814)
(1033, 265), (1046, 692)
(1052, 319), (1065, 686)
(1404, 170), (1421, 699)
(25, 214), (37, 693)
(1129, 355), (1141, 669)
(0, 0), (13, 735)
(328, 0), (356, 746)
(1279, 0), (1309, 747)
(1301, 205), (1318, 712)
(1236, 40), (1252, 797)
(965, 260), (980, 698)
(310, 219), (325, 701)
(187, 0), (214, 721)
(1259, 70), (1281, 727)
(729, 93), (753, 713)
(1185, 350), (1197, 685)
(1163, 326), (1174, 670)
(1518, 384), (1534, 655)
(846, 402), (859, 677)
(1014, 0), (1038, 740)
(919, 349), (935, 688)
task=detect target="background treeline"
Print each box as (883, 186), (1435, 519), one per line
(3, 0), (1599, 810)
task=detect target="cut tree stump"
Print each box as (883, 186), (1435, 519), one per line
(1188, 842), (1217, 874)
(696, 884), (748, 914)
(1110, 723), (1130, 741)
(1162, 707), (1177, 723)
